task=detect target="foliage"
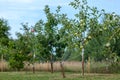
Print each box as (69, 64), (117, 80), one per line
(9, 53), (25, 70)
(68, 0), (120, 62)
(0, 18), (10, 46)
(0, 0), (120, 72)
(8, 39), (26, 70)
(0, 18), (10, 60)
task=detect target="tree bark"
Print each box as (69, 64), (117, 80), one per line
(82, 48), (84, 76)
(50, 62), (53, 73)
(60, 61), (66, 78)
(50, 55), (53, 73)
(32, 63), (35, 73)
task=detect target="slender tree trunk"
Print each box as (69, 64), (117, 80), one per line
(50, 62), (53, 73)
(50, 55), (53, 73)
(82, 48), (84, 76)
(32, 63), (35, 73)
(32, 53), (35, 73)
(60, 61), (66, 78)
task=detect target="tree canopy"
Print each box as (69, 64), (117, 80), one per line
(0, 0), (120, 70)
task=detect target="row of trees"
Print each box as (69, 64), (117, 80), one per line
(0, 0), (120, 75)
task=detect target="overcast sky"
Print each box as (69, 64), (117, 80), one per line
(0, 0), (120, 39)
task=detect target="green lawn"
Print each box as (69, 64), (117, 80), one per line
(0, 72), (120, 80)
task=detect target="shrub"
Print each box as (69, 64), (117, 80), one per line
(9, 53), (25, 71)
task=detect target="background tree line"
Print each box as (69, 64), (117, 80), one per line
(0, 0), (120, 71)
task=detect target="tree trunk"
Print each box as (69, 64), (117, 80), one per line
(50, 55), (53, 73)
(82, 48), (84, 76)
(32, 63), (35, 73)
(50, 62), (53, 73)
(60, 61), (66, 78)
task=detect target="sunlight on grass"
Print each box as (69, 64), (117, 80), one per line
(0, 72), (120, 80)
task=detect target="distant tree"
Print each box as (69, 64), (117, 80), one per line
(8, 23), (32, 71)
(0, 18), (10, 64)
(0, 18), (10, 46)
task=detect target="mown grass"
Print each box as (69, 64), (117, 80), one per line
(0, 72), (120, 80)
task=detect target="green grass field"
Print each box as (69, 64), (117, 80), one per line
(0, 72), (120, 80)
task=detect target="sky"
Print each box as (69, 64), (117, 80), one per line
(0, 0), (120, 39)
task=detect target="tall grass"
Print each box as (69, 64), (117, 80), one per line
(0, 60), (9, 71)
(0, 61), (120, 73)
